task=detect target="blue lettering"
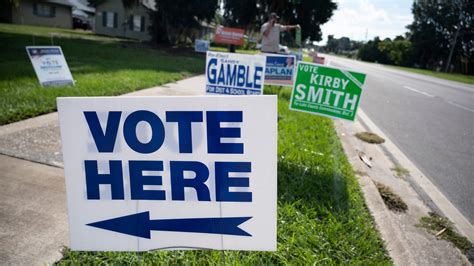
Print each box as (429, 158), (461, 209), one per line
(166, 111), (203, 153)
(207, 58), (217, 84)
(226, 64), (237, 86)
(85, 160), (253, 202)
(236, 65), (246, 87)
(245, 66), (253, 88)
(217, 64), (226, 85)
(84, 111), (121, 153)
(170, 161), (210, 201)
(216, 162), (252, 202)
(85, 160), (124, 200)
(254, 66), (263, 89)
(206, 111), (243, 154)
(123, 110), (165, 154)
(129, 160), (165, 200)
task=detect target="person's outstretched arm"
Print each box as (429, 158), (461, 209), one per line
(281, 24), (300, 31)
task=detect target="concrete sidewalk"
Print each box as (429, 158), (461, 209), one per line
(0, 75), (206, 265)
(0, 155), (68, 266)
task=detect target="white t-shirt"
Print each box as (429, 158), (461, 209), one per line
(260, 22), (287, 53)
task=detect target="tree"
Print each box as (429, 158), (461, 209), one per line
(223, 0), (337, 42)
(0, 0), (20, 11)
(152, 0), (217, 45)
(407, 0), (473, 71)
(357, 37), (391, 64)
(378, 36), (413, 66)
(324, 35), (361, 54)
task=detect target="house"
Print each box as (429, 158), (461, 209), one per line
(69, 0), (95, 30)
(93, 0), (155, 41)
(1, 0), (74, 29)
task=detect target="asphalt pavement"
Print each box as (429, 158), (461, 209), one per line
(323, 54), (474, 224)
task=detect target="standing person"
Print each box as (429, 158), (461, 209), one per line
(260, 12), (300, 54)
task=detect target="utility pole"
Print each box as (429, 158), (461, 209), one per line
(445, 27), (460, 73)
(445, 0), (463, 73)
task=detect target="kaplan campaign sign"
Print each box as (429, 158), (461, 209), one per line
(206, 51), (266, 95)
(195, 39), (210, 53)
(26, 46), (74, 87)
(57, 96), (277, 251)
(264, 54), (296, 86)
(289, 62), (366, 121)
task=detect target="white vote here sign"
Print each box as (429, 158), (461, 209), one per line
(26, 46), (74, 87)
(57, 96), (277, 251)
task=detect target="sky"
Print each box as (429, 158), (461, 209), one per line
(316, 0), (414, 45)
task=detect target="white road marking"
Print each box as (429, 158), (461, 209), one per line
(447, 101), (474, 113)
(403, 85), (435, 97)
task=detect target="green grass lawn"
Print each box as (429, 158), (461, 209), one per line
(389, 65), (474, 85)
(1, 23), (390, 264)
(0, 23), (205, 125)
(57, 87), (390, 264)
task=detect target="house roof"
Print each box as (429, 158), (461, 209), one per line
(92, 0), (156, 11)
(72, 9), (89, 19)
(69, 0), (95, 13)
(141, 0), (156, 11)
(44, 0), (74, 7)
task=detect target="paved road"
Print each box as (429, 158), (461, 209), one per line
(323, 54), (474, 224)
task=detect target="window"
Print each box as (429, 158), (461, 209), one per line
(106, 12), (114, 28)
(102, 11), (117, 28)
(133, 15), (141, 32)
(33, 3), (55, 18)
(129, 15), (145, 32)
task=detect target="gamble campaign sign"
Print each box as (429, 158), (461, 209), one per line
(264, 54), (296, 86)
(57, 96), (277, 251)
(206, 51), (266, 95)
(290, 62), (366, 121)
(26, 46), (74, 87)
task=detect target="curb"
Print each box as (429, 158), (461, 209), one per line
(357, 109), (474, 242)
(334, 110), (470, 265)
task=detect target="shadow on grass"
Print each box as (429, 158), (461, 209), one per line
(0, 31), (205, 80)
(278, 159), (349, 212)
(0, 31), (206, 125)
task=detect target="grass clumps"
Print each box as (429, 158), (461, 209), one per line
(418, 212), (472, 253)
(374, 182), (408, 213)
(355, 132), (385, 144)
(354, 170), (368, 176)
(391, 165), (410, 179)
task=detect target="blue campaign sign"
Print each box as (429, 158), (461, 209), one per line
(264, 54), (296, 86)
(57, 96), (277, 251)
(195, 39), (210, 53)
(291, 51), (303, 62)
(205, 51), (266, 95)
